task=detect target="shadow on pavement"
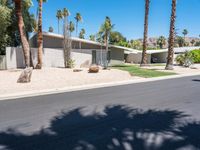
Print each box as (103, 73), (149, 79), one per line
(0, 105), (200, 150)
(192, 79), (200, 82)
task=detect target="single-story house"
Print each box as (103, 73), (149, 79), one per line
(125, 47), (200, 64)
(5, 32), (126, 69)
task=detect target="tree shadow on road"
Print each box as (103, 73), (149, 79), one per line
(192, 79), (200, 82)
(0, 105), (200, 150)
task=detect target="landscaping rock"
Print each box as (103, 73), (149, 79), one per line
(17, 67), (33, 83)
(89, 64), (99, 73)
(73, 69), (83, 72)
(80, 60), (90, 68)
(190, 65), (198, 69)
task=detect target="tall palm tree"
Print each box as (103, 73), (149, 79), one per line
(36, 0), (46, 69)
(89, 35), (95, 41)
(62, 8), (70, 31)
(69, 21), (75, 36)
(62, 8), (71, 68)
(14, 0), (30, 67)
(182, 29), (188, 40)
(74, 13), (82, 36)
(165, 0), (177, 70)
(48, 26), (53, 32)
(141, 0), (150, 66)
(157, 36), (166, 49)
(56, 10), (62, 34)
(79, 28), (85, 39)
(99, 16), (114, 68)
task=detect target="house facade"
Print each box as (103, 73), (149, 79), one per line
(5, 32), (125, 69)
(125, 47), (200, 64)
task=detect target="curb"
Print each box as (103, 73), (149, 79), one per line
(0, 73), (200, 101)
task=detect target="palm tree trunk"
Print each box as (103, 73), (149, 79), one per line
(63, 17), (67, 68)
(36, 0), (43, 69)
(76, 21), (78, 37)
(104, 32), (109, 69)
(14, 0), (30, 67)
(141, 0), (150, 66)
(165, 0), (176, 70)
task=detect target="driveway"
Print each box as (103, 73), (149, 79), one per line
(0, 75), (200, 150)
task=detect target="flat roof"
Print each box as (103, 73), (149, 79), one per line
(31, 32), (200, 53)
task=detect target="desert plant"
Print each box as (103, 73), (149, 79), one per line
(175, 51), (194, 67)
(67, 59), (75, 68)
(175, 54), (185, 66)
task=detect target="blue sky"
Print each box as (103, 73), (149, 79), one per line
(30, 0), (200, 40)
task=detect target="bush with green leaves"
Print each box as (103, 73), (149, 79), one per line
(67, 59), (75, 68)
(189, 49), (200, 63)
(175, 51), (194, 67)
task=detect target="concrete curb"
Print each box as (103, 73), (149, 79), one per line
(0, 73), (200, 101)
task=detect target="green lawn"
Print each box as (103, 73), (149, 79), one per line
(112, 65), (176, 78)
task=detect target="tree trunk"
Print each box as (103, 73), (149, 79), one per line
(14, 0), (30, 67)
(104, 32), (109, 69)
(36, 0), (43, 69)
(141, 0), (150, 66)
(76, 21), (78, 37)
(165, 0), (176, 70)
(63, 16), (72, 68)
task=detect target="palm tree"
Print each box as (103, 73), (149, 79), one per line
(74, 13), (82, 36)
(190, 39), (195, 46)
(141, 0), (150, 66)
(79, 28), (85, 39)
(99, 16), (114, 68)
(14, 0), (30, 67)
(69, 21), (75, 36)
(157, 36), (166, 49)
(62, 8), (71, 68)
(36, 0), (46, 69)
(165, 0), (177, 70)
(62, 8), (70, 31)
(48, 26), (53, 32)
(89, 35), (95, 41)
(56, 10), (62, 34)
(182, 29), (188, 40)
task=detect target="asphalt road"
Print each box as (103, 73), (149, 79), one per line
(0, 75), (200, 150)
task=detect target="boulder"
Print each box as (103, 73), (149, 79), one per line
(89, 64), (99, 73)
(80, 60), (90, 68)
(17, 67), (33, 83)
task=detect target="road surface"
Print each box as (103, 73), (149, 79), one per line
(0, 75), (200, 150)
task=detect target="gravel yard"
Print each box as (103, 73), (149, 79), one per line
(0, 68), (138, 96)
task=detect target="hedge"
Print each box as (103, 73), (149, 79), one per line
(190, 49), (200, 63)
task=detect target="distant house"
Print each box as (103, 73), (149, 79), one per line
(125, 47), (200, 64)
(5, 32), (126, 69)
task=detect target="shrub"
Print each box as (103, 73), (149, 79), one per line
(189, 49), (200, 63)
(67, 59), (75, 68)
(175, 55), (185, 66)
(175, 51), (194, 67)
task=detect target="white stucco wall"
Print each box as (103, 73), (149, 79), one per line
(5, 47), (108, 69)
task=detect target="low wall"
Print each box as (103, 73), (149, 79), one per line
(0, 55), (6, 70)
(5, 47), (108, 69)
